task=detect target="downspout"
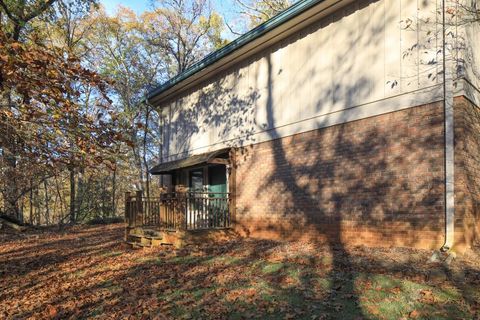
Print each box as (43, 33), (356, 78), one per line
(441, 0), (455, 251)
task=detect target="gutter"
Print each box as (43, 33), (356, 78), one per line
(145, 0), (327, 103)
(441, 0), (455, 251)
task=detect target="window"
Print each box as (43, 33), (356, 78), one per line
(189, 168), (204, 192)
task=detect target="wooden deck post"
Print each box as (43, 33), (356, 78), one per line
(159, 187), (167, 229)
(124, 192), (131, 241)
(175, 186), (187, 231)
(136, 190), (143, 227)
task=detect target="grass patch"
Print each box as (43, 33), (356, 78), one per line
(87, 306), (104, 318)
(356, 273), (469, 320)
(312, 276), (331, 291)
(191, 286), (217, 299)
(261, 262), (285, 274)
(136, 256), (163, 265)
(203, 255), (242, 266)
(169, 255), (205, 265)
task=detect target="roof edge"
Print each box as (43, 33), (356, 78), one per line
(146, 0), (326, 103)
(150, 147), (231, 175)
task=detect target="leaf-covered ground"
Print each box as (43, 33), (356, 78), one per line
(1, 224), (479, 320)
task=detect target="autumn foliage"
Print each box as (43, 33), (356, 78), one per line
(0, 0), (232, 223)
(0, 14), (127, 219)
(0, 29), (121, 168)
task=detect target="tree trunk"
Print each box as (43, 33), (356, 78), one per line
(55, 173), (67, 223)
(34, 188), (40, 225)
(29, 183), (33, 225)
(101, 178), (106, 218)
(143, 107), (151, 199)
(44, 179), (50, 225)
(112, 166), (117, 216)
(130, 122), (144, 192)
(3, 155), (19, 218)
(132, 145), (144, 191)
(76, 167), (85, 221)
(18, 195), (24, 224)
(69, 167), (76, 224)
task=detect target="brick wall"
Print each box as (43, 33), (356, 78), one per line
(454, 96), (480, 249)
(233, 102), (447, 249)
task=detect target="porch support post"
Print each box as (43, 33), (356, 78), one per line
(136, 190), (143, 227)
(175, 188), (187, 231)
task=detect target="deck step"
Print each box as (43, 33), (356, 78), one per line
(126, 241), (150, 249)
(127, 234), (162, 240)
(144, 235), (163, 240)
(143, 229), (162, 238)
(128, 234), (144, 239)
(126, 231), (164, 248)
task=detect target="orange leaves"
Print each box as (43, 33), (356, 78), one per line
(418, 289), (436, 304)
(0, 28), (124, 171)
(225, 287), (257, 302)
(2, 225), (480, 319)
(45, 305), (58, 319)
(409, 310), (420, 318)
(9, 42), (23, 51)
(0, 108), (14, 118)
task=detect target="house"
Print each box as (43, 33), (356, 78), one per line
(128, 0), (479, 252)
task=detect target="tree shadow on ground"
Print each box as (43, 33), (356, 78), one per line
(2, 224), (479, 319)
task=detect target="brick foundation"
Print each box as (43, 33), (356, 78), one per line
(233, 101), (448, 249)
(454, 96), (480, 250)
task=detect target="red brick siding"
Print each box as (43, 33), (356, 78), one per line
(454, 96), (480, 249)
(233, 102), (446, 249)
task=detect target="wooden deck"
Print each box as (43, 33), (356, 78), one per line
(124, 191), (234, 248)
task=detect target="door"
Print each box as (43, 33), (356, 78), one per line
(208, 165), (227, 194)
(207, 165), (228, 227)
(188, 168), (205, 227)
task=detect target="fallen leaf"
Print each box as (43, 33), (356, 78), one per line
(45, 305), (57, 319)
(409, 310), (420, 318)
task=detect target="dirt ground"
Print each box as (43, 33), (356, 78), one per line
(1, 224), (479, 319)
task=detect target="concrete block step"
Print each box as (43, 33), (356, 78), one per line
(143, 229), (162, 237)
(126, 228), (166, 248)
(127, 235), (143, 244)
(126, 241), (151, 249)
(143, 235), (163, 240)
(127, 235), (163, 248)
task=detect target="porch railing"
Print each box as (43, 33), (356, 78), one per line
(125, 191), (232, 231)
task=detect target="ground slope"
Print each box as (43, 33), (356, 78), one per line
(0, 224), (479, 319)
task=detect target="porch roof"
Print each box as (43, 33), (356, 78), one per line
(149, 148), (231, 175)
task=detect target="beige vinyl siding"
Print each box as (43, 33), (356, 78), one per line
(160, 0), (447, 161)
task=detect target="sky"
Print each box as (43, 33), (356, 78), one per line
(100, 0), (242, 39)
(100, 0), (150, 15)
